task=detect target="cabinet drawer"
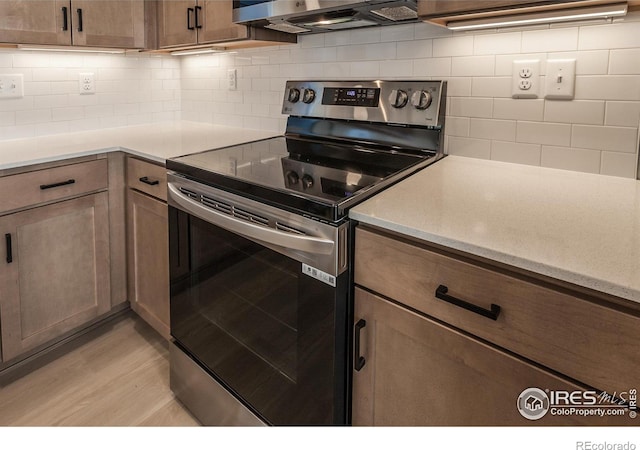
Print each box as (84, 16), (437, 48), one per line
(127, 157), (167, 202)
(0, 159), (108, 213)
(355, 226), (640, 395)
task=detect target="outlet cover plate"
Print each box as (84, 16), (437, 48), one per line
(79, 72), (95, 95)
(0, 74), (24, 99)
(512, 60), (540, 99)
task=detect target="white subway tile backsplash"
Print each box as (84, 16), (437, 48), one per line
(571, 125), (638, 153)
(579, 21), (640, 50)
(433, 35), (474, 57)
(517, 121), (571, 146)
(447, 136), (491, 159)
(522, 28), (578, 53)
(544, 100), (605, 125)
(449, 97), (493, 118)
(491, 141), (541, 166)
(609, 49), (640, 75)
(473, 32), (521, 55)
(413, 57), (451, 77)
(575, 76), (640, 101)
(381, 24), (415, 42)
(451, 56), (495, 77)
(469, 118), (516, 141)
(541, 145), (601, 174)
(445, 117), (470, 137)
(600, 151), (637, 178)
(0, 19), (637, 179)
(396, 39), (433, 60)
(471, 77), (511, 98)
(605, 102), (640, 127)
(493, 99), (544, 121)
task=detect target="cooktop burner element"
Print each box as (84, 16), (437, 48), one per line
(167, 80), (447, 222)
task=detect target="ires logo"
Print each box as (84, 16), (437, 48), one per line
(517, 388), (637, 421)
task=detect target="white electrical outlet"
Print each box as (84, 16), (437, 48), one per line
(228, 69), (237, 91)
(545, 59), (576, 100)
(79, 72), (95, 95)
(0, 74), (24, 99)
(512, 60), (540, 99)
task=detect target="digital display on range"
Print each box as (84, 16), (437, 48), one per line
(322, 87), (380, 107)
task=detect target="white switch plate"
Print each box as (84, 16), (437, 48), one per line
(512, 60), (540, 99)
(0, 74), (24, 99)
(228, 69), (237, 90)
(79, 72), (95, 95)
(545, 59), (576, 100)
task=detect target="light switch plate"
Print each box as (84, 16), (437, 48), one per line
(0, 74), (24, 99)
(545, 59), (576, 100)
(512, 60), (540, 99)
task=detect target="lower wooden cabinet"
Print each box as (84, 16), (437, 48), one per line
(353, 287), (634, 426)
(0, 193), (111, 362)
(126, 160), (170, 339)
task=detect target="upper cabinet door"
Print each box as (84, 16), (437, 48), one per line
(197, 0), (248, 44)
(71, 0), (145, 48)
(157, 0), (197, 48)
(0, 0), (71, 45)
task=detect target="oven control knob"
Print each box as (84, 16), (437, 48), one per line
(411, 90), (433, 110)
(301, 174), (314, 189)
(388, 89), (408, 108)
(286, 170), (299, 185)
(288, 88), (300, 103)
(302, 88), (316, 104)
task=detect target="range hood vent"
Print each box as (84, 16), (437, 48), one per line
(234, 0), (419, 34)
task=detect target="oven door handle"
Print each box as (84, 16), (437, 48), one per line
(168, 183), (335, 255)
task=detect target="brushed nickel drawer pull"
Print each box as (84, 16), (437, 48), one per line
(435, 285), (501, 321)
(40, 179), (75, 190)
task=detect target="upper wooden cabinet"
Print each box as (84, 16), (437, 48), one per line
(418, 0), (630, 26)
(0, 0), (146, 48)
(157, 0), (295, 49)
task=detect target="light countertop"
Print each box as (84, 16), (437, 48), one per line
(350, 155), (640, 304)
(0, 121), (278, 170)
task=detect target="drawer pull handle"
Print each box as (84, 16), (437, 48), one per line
(5, 233), (12, 264)
(354, 319), (366, 371)
(76, 8), (83, 32)
(139, 176), (160, 186)
(61, 6), (68, 31)
(40, 179), (75, 190)
(187, 7), (195, 30)
(435, 285), (501, 321)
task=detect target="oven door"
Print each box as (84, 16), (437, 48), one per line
(167, 176), (349, 425)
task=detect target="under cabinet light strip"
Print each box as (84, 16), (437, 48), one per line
(170, 48), (228, 56)
(446, 2), (627, 31)
(18, 45), (127, 54)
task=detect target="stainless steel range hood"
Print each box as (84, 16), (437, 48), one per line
(233, 0), (419, 34)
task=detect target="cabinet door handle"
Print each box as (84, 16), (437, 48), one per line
(61, 6), (68, 31)
(139, 176), (160, 186)
(187, 7), (195, 30)
(5, 233), (12, 264)
(40, 179), (76, 190)
(195, 5), (202, 29)
(76, 8), (83, 32)
(435, 285), (501, 321)
(354, 319), (366, 371)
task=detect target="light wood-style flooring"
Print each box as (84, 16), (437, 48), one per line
(0, 312), (200, 426)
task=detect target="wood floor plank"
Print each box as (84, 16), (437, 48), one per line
(0, 312), (200, 427)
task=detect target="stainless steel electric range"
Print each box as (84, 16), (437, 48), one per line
(166, 79), (447, 426)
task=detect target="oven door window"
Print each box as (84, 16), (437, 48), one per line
(170, 209), (344, 425)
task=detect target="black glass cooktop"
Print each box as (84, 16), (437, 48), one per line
(167, 136), (430, 222)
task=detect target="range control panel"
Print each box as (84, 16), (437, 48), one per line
(282, 80), (446, 128)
